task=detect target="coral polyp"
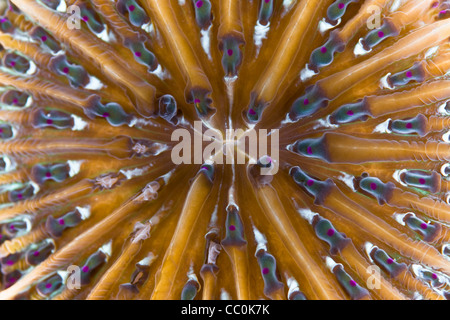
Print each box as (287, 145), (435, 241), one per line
(0, 0), (448, 300)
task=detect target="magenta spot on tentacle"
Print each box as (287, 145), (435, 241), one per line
(386, 258), (393, 264)
(62, 67), (69, 74)
(17, 193), (23, 199)
(303, 99), (309, 105)
(82, 266), (89, 273)
(406, 71), (412, 78)
(262, 267), (269, 275)
(12, 99), (18, 105)
(9, 277), (16, 283)
(420, 223), (428, 230)
(45, 172), (52, 178)
(370, 183), (377, 190)
(128, 5), (135, 11)
(320, 47), (327, 54)
(265, 0), (270, 3)
(349, 280), (357, 287)
(346, 110), (354, 116)
(102, 112), (110, 118)
(58, 219), (65, 225)
(307, 179), (314, 186)
(33, 251), (39, 257)
(41, 36), (47, 42)
(227, 49), (233, 56)
(46, 119), (53, 125)
(0, 18), (6, 23)
(0, 128), (3, 133)
(9, 61), (15, 67)
(378, 31), (384, 38)
(419, 178), (426, 185)
(135, 51), (142, 57)
(249, 109), (256, 115)
(405, 123), (412, 129)
(82, 16), (89, 22)
(10, 225), (15, 230)
(326, 228), (335, 237)
(194, 99), (201, 104)
(229, 225), (236, 231)
(6, 260), (14, 266)
(307, 146), (312, 154)
(432, 273), (438, 279)
(45, 283), (52, 289)
(196, 0), (203, 8)
(338, 2), (345, 9)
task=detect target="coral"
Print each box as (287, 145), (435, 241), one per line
(0, 0), (448, 300)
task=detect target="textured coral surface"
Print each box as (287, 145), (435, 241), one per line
(0, 0), (448, 300)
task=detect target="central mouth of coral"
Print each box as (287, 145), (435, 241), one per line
(169, 120), (279, 174)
